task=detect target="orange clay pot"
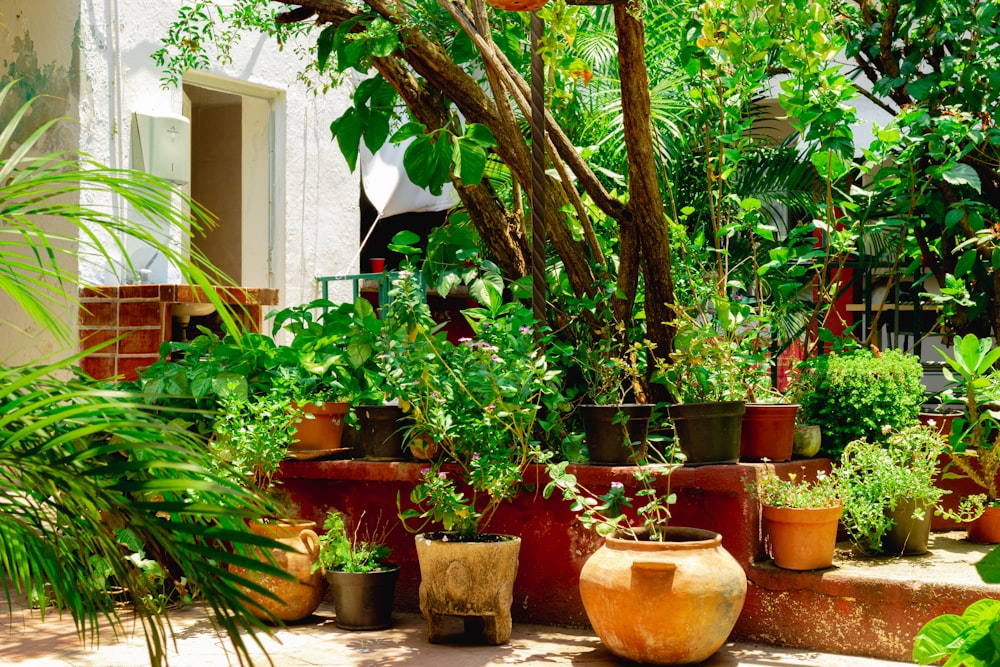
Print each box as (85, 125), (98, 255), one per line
(739, 403), (799, 462)
(230, 520), (324, 622)
(579, 526), (747, 665)
(290, 401), (349, 451)
(968, 505), (1000, 544)
(763, 504), (843, 570)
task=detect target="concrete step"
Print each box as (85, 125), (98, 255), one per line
(736, 531), (1000, 662)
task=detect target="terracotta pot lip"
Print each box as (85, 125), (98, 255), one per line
(293, 401), (350, 414)
(606, 526), (722, 550)
(762, 504), (844, 521)
(250, 518), (318, 537)
(744, 402), (801, 409)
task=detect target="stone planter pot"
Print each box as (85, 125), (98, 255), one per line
(763, 504), (843, 570)
(229, 519), (324, 623)
(579, 403), (653, 465)
(881, 498), (932, 556)
(792, 424), (822, 458)
(579, 526), (746, 665)
(740, 403), (800, 462)
(668, 401), (745, 466)
(414, 533), (521, 645)
(327, 564), (400, 630)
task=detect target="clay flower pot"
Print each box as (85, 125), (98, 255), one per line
(763, 504), (843, 570)
(290, 401), (349, 451)
(414, 533), (521, 645)
(740, 403), (799, 462)
(968, 505), (1000, 544)
(579, 526), (747, 665)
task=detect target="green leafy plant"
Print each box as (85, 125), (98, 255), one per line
(383, 267), (565, 540)
(789, 349), (925, 457)
(834, 425), (947, 555)
(311, 512), (392, 574)
(935, 334), (1000, 512)
(753, 467), (841, 510)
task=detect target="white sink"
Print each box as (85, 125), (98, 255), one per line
(171, 302), (216, 319)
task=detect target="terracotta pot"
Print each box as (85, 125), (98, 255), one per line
(414, 533), (521, 645)
(763, 504), (843, 570)
(485, 0), (548, 10)
(579, 403), (652, 465)
(792, 424), (822, 458)
(668, 401), (745, 466)
(327, 564), (400, 630)
(579, 526), (747, 665)
(881, 498), (931, 556)
(291, 401), (349, 451)
(918, 409), (963, 438)
(968, 505), (1000, 544)
(356, 404), (411, 461)
(740, 403), (799, 462)
(230, 520), (324, 622)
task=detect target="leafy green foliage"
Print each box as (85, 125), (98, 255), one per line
(312, 512), (391, 574)
(914, 599), (1000, 667)
(753, 467), (841, 510)
(790, 350), (925, 457)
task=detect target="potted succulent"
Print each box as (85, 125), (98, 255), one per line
(787, 346), (925, 457)
(379, 267), (564, 645)
(935, 334), (1000, 543)
(834, 424), (947, 556)
(753, 465), (843, 570)
(312, 511), (399, 630)
(753, 466), (843, 570)
(543, 448), (747, 665)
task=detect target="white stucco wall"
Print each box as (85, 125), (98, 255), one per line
(74, 0), (359, 307)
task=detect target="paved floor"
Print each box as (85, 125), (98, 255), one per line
(0, 602), (916, 667)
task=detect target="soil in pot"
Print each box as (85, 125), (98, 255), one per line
(579, 526), (747, 665)
(881, 498), (931, 556)
(579, 404), (652, 465)
(414, 532), (520, 645)
(327, 564), (400, 630)
(763, 504), (843, 570)
(740, 403), (799, 462)
(668, 401), (745, 466)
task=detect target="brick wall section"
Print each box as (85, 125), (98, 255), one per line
(78, 284), (278, 381)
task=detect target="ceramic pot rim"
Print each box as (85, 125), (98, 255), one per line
(605, 526), (722, 550)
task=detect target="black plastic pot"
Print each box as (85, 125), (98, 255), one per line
(579, 404), (653, 465)
(356, 405), (411, 461)
(881, 498), (931, 556)
(327, 564), (400, 630)
(668, 401), (745, 466)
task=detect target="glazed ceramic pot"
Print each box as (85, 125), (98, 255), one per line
(579, 403), (653, 465)
(230, 520), (324, 623)
(579, 526), (747, 665)
(740, 403), (800, 462)
(763, 504), (843, 570)
(414, 533), (521, 645)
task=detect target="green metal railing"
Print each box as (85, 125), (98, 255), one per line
(315, 271), (426, 313)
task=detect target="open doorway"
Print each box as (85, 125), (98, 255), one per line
(182, 75), (277, 289)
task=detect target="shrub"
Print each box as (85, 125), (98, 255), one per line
(790, 349), (924, 457)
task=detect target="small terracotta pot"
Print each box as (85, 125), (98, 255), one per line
(740, 403), (799, 462)
(291, 401), (349, 451)
(763, 504), (843, 570)
(968, 506), (1000, 544)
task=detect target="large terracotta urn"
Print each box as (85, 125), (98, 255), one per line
(230, 520), (324, 623)
(414, 533), (520, 645)
(579, 527), (747, 665)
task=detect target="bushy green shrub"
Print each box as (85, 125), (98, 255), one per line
(790, 349), (925, 457)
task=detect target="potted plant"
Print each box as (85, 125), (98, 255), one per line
(312, 511), (399, 630)
(656, 298), (751, 465)
(380, 267), (564, 645)
(834, 424), (947, 556)
(935, 334), (1000, 543)
(787, 346), (925, 457)
(212, 387), (325, 622)
(753, 466), (842, 570)
(543, 449), (747, 665)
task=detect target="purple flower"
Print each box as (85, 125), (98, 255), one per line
(519, 325), (532, 335)
(491, 354), (500, 362)
(611, 481), (624, 489)
(459, 337), (472, 343)
(421, 467), (430, 475)
(438, 472), (448, 480)
(473, 453), (481, 460)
